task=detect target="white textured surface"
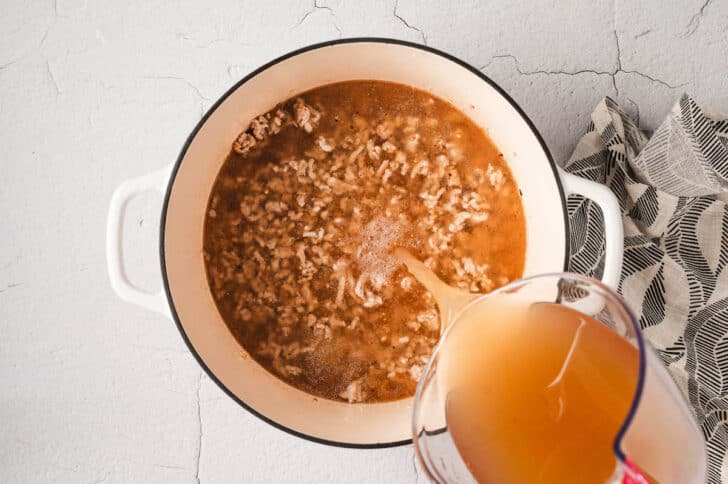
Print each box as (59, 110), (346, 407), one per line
(1, 0), (726, 482)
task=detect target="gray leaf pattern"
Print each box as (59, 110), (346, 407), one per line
(565, 95), (728, 483)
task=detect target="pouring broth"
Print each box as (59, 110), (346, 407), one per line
(441, 299), (641, 483)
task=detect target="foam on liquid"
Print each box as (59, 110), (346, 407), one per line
(353, 216), (419, 291)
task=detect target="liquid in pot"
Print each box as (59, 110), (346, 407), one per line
(203, 80), (526, 402)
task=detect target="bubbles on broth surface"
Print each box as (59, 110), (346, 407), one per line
(353, 216), (411, 288)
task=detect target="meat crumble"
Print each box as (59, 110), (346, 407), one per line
(203, 81), (526, 402)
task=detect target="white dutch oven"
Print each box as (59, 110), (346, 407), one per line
(106, 39), (623, 447)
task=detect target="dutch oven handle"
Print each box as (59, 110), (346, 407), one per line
(559, 168), (624, 290)
(106, 166), (624, 312)
(106, 166), (172, 317)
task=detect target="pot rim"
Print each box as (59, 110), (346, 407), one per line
(159, 37), (569, 448)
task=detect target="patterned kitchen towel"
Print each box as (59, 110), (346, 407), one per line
(565, 94), (728, 483)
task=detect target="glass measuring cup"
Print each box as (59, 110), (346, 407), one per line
(411, 273), (707, 483)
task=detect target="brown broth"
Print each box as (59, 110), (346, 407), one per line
(203, 80), (526, 402)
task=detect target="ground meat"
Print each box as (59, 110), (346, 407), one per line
(204, 81), (526, 403)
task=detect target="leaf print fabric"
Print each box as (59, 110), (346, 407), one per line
(565, 95), (728, 483)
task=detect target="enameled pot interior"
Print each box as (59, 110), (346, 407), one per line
(162, 40), (566, 445)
